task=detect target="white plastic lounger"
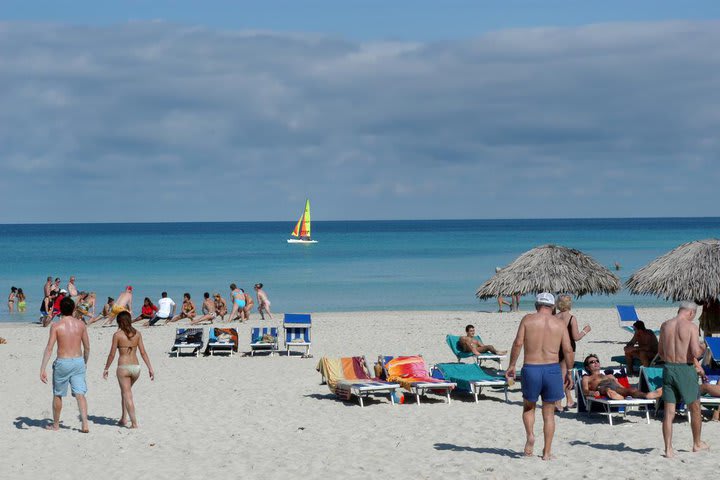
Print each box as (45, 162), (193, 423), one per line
(317, 356), (400, 407)
(172, 328), (204, 357)
(575, 369), (655, 425)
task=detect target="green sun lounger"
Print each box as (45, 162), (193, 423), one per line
(445, 335), (506, 364)
(433, 362), (508, 403)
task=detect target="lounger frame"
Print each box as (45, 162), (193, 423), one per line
(172, 328), (204, 357)
(284, 313), (311, 357)
(381, 356), (456, 405)
(207, 328), (238, 356)
(250, 327), (279, 356)
(574, 369), (655, 425)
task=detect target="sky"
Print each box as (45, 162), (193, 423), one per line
(1, 2), (719, 223)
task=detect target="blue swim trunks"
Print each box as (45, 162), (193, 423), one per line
(521, 363), (563, 403)
(52, 357), (87, 397)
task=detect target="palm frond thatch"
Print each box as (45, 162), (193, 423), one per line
(626, 239), (720, 302)
(476, 244), (620, 299)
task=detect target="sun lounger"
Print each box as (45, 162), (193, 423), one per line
(205, 327), (238, 356)
(250, 327), (279, 356)
(432, 362), (508, 403)
(574, 367), (655, 425)
(284, 313), (311, 356)
(445, 335), (506, 364)
(616, 305), (660, 335)
(381, 355), (456, 405)
(640, 365), (720, 420)
(703, 337), (720, 374)
(316, 356), (400, 407)
(171, 327), (204, 357)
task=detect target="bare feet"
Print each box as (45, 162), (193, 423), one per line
(693, 441), (710, 453)
(524, 434), (535, 456)
(80, 428), (89, 434)
(45, 424), (59, 431)
(664, 449), (676, 459)
(118, 419), (127, 427)
(130, 423), (139, 429)
(496, 350), (508, 356)
(541, 452), (555, 461)
(713, 409), (720, 422)
(606, 389), (624, 400)
(646, 387), (663, 400)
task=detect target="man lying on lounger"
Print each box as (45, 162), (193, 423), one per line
(459, 325), (507, 356)
(581, 354), (663, 400)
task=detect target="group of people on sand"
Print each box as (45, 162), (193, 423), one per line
(80, 283), (273, 328)
(502, 293), (714, 460)
(40, 296), (154, 431)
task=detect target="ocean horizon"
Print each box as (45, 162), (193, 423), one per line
(2, 217), (720, 322)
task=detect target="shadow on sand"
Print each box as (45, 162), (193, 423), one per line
(434, 443), (524, 458)
(569, 440), (653, 454)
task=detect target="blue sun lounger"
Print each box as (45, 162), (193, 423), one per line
(250, 326), (279, 356)
(171, 327), (204, 357)
(284, 313), (311, 356)
(616, 305), (660, 335)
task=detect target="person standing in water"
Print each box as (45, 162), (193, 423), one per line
(102, 311), (154, 428)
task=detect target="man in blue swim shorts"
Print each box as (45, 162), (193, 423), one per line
(506, 293), (574, 460)
(40, 297), (91, 433)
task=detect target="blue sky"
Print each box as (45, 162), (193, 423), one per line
(1, 3), (719, 222)
(4, 1), (720, 40)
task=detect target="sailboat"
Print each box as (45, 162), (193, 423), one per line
(287, 199), (318, 244)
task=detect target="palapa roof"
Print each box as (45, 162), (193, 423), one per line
(626, 238), (720, 302)
(475, 244), (620, 299)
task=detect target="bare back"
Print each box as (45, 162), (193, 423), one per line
(54, 315), (89, 358)
(518, 310), (569, 364)
(660, 316), (701, 363)
(115, 330), (141, 366)
(116, 292), (132, 309)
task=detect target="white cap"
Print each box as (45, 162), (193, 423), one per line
(536, 292), (555, 307)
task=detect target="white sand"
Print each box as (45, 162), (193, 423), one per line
(1, 308), (718, 479)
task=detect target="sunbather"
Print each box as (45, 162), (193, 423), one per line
(581, 354), (662, 400)
(623, 320), (658, 375)
(459, 325), (507, 356)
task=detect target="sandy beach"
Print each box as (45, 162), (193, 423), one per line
(1, 307), (718, 479)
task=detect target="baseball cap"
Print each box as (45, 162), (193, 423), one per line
(59, 289), (68, 294)
(536, 292), (555, 307)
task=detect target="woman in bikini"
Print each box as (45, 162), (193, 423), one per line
(8, 286), (17, 313)
(103, 311), (155, 428)
(170, 293), (196, 322)
(214, 293), (228, 320)
(555, 294), (591, 411)
(227, 283), (245, 322)
(16, 288), (26, 312)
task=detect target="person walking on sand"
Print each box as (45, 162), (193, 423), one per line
(555, 294), (591, 411)
(254, 283), (273, 320)
(228, 284), (245, 322)
(103, 286), (133, 326)
(39, 297), (90, 433)
(658, 301), (709, 458)
(506, 293), (574, 461)
(103, 311), (154, 428)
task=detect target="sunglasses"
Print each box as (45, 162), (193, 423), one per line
(587, 359), (599, 364)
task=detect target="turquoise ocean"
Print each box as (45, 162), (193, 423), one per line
(2, 218), (720, 323)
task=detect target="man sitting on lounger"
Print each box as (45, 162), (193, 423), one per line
(624, 320), (659, 375)
(459, 325), (507, 356)
(581, 354), (662, 400)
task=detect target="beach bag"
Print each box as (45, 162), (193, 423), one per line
(261, 334), (276, 343)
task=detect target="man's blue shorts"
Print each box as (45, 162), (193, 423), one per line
(52, 357), (87, 397)
(521, 363), (563, 403)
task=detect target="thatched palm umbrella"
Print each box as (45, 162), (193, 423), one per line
(626, 239), (720, 301)
(476, 244), (621, 299)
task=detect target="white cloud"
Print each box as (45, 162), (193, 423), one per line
(0, 20), (719, 222)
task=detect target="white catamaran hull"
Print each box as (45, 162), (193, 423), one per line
(287, 239), (318, 244)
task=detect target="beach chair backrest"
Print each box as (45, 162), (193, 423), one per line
(283, 313), (312, 326)
(284, 314), (311, 343)
(435, 362), (484, 391)
(616, 305), (639, 332)
(340, 357), (373, 381)
(574, 369), (590, 412)
(706, 337), (720, 365)
(176, 327), (203, 344)
(639, 366), (664, 392)
(383, 355), (428, 380)
(446, 334), (488, 360)
(251, 327), (278, 343)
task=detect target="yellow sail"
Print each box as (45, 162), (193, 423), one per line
(291, 199), (312, 238)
